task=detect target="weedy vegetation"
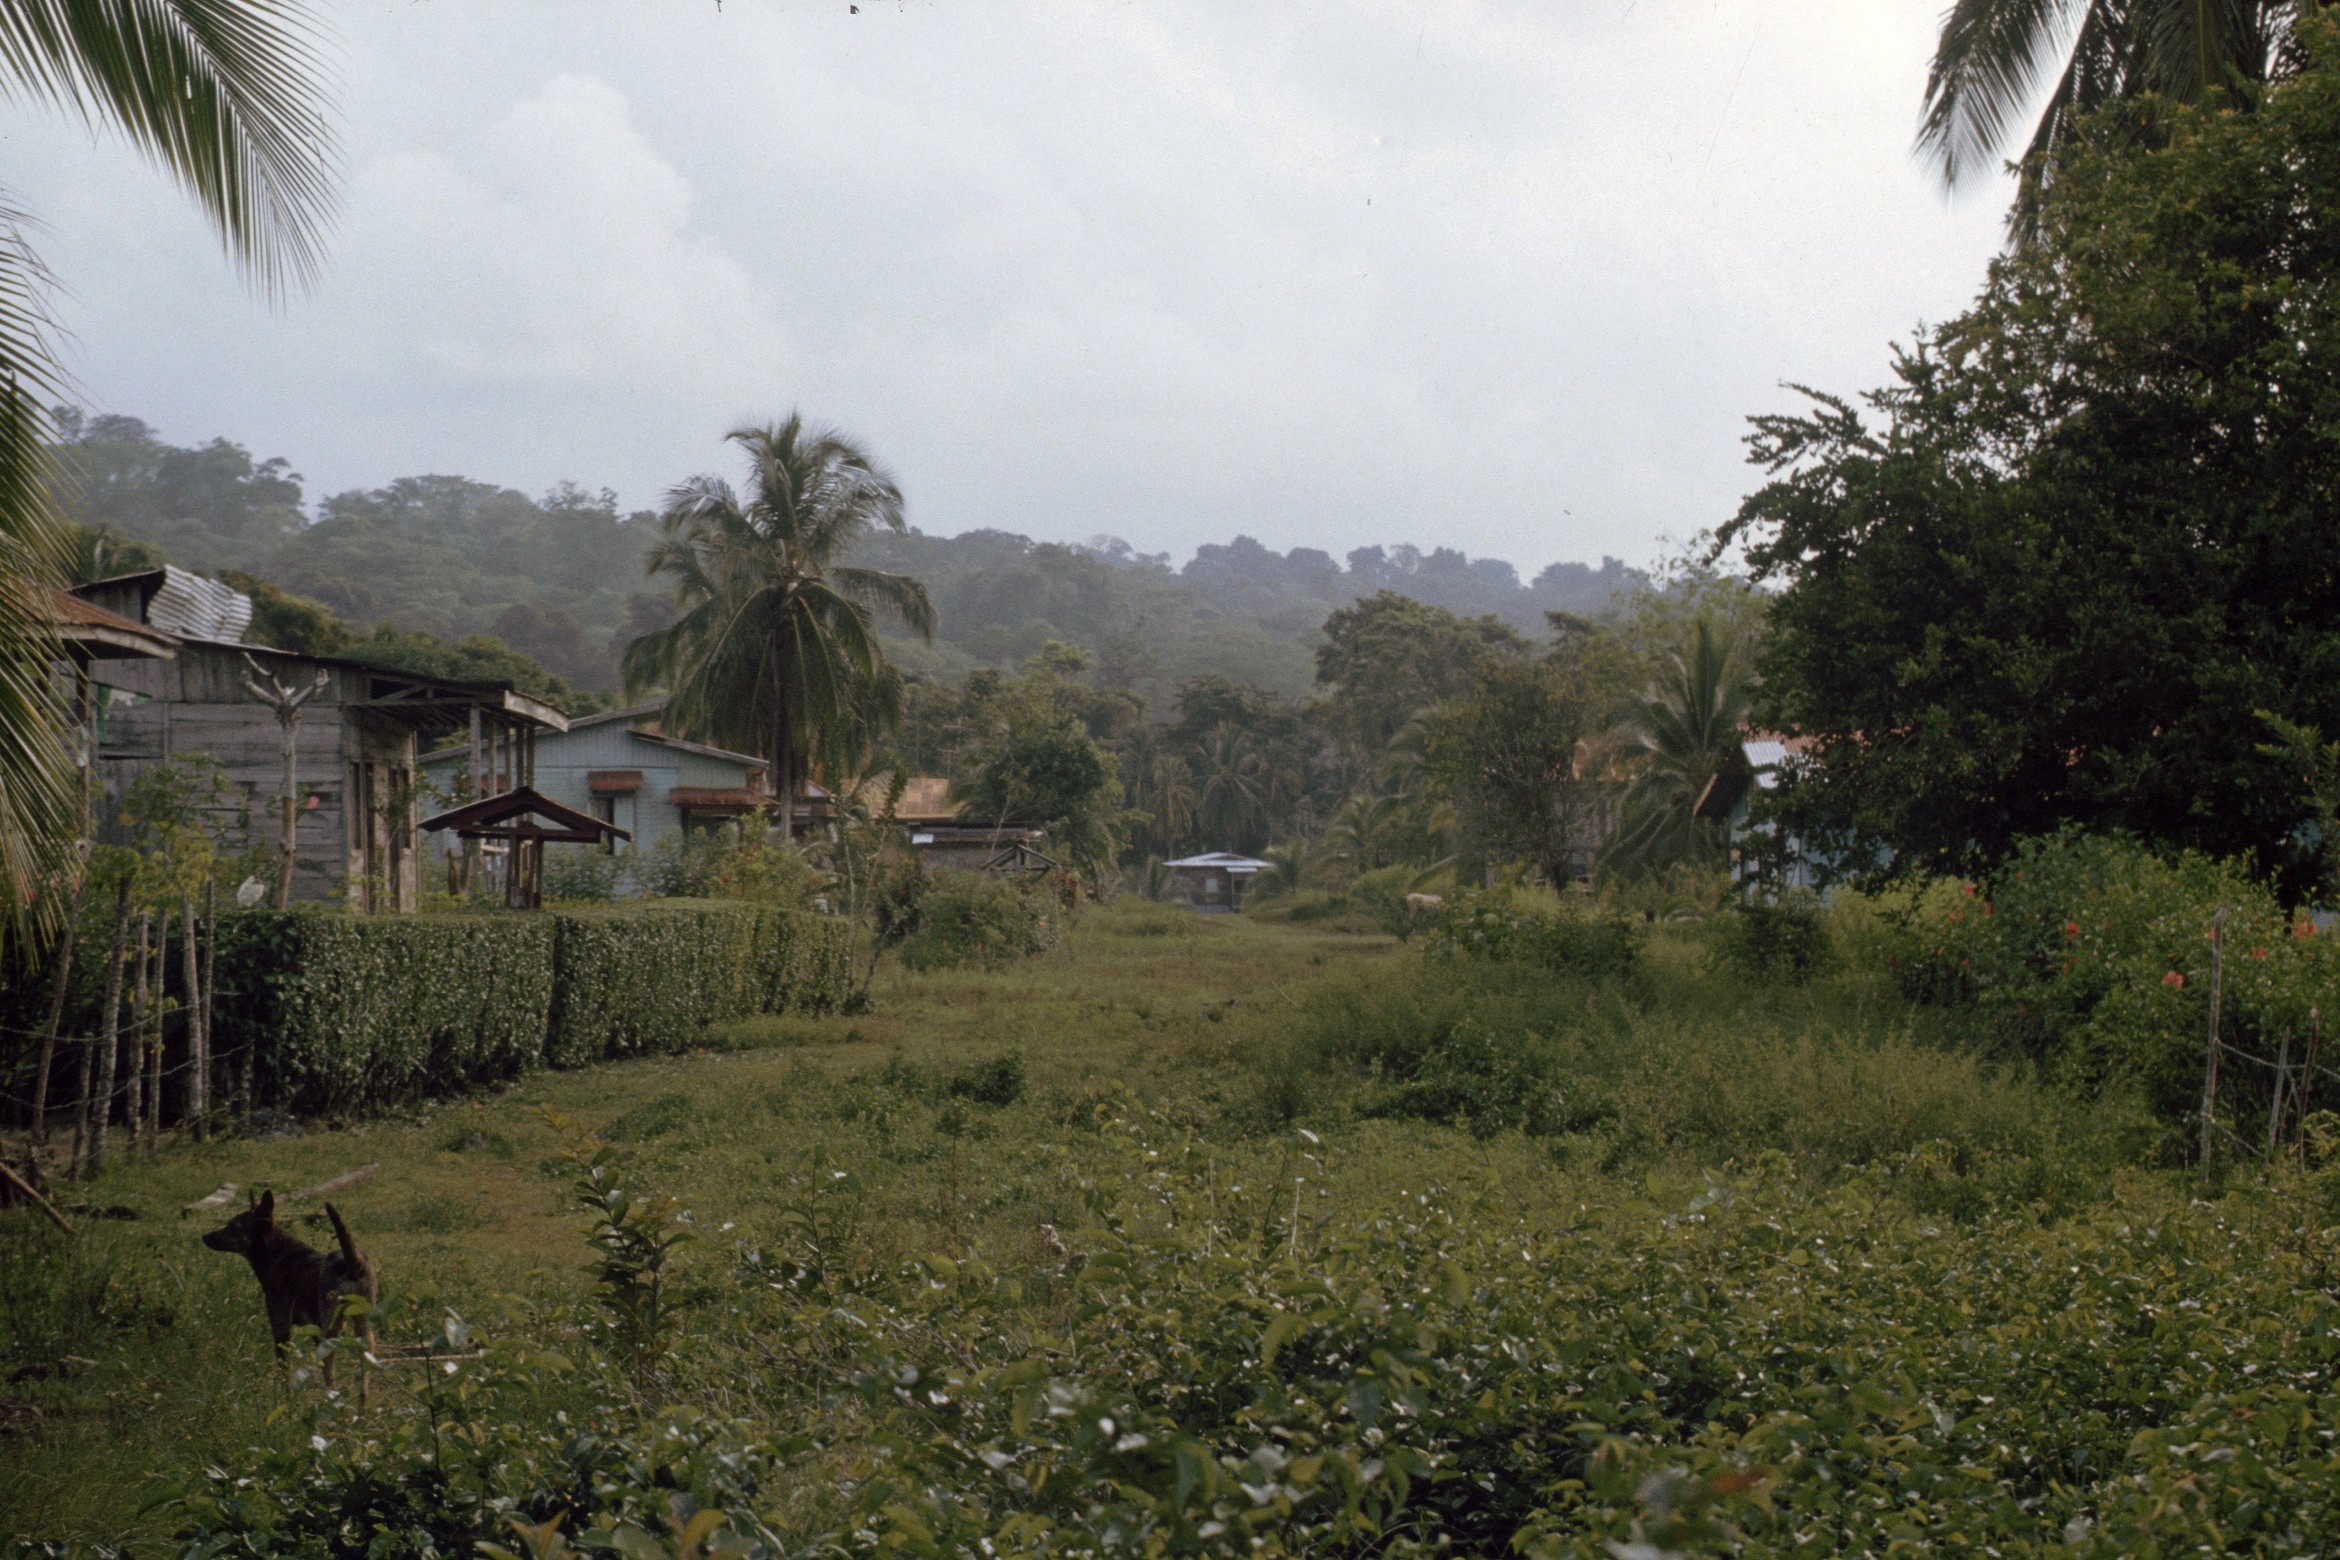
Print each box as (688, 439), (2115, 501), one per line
(3, 894), (2336, 1557)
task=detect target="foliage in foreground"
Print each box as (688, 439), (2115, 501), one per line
(136, 1089), (2340, 1559)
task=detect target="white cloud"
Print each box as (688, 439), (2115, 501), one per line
(9, 1), (2024, 567)
(328, 74), (785, 396)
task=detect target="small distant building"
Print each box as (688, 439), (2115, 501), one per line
(73, 567), (564, 912)
(1736, 731), (1821, 890)
(907, 825), (1055, 875)
(838, 776), (1064, 877)
(419, 702), (768, 860)
(1163, 851), (1271, 911)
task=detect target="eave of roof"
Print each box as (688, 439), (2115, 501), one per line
(228, 641), (570, 731)
(37, 588), (179, 660)
(419, 784), (627, 841)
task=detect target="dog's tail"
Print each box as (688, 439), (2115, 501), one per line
(324, 1202), (362, 1266)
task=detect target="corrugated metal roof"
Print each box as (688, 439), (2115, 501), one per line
(144, 565), (252, 643)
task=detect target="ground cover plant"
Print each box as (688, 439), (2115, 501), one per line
(4, 904), (2334, 1557)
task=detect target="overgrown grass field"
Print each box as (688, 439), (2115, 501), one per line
(4, 900), (2334, 1555)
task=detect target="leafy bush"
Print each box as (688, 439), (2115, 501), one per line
(944, 1049), (1027, 1105)
(1094, 898), (1202, 937)
(1423, 890), (1643, 977)
(1708, 894), (1832, 983)
(1288, 955), (2126, 1174)
(636, 818), (819, 908)
(1349, 864), (1422, 937)
(1859, 831), (2336, 1124)
(546, 901), (763, 1064)
(898, 873), (1055, 971)
(151, 1101), (2340, 1559)
(213, 911), (556, 1112)
(1353, 1018), (1597, 1137)
(753, 904), (854, 1016)
(1246, 888), (1384, 933)
(541, 843), (624, 902)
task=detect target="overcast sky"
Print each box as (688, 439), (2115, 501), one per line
(16, 1), (2016, 574)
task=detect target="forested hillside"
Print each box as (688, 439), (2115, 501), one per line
(52, 411), (1640, 702)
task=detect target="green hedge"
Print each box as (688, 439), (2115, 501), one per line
(214, 913), (556, 1113)
(754, 904), (854, 1016)
(547, 902), (758, 1065)
(212, 901), (854, 1112)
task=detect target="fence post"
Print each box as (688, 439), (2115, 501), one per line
(2270, 1028), (2293, 1160)
(2300, 1007), (2322, 1167)
(2199, 906), (2226, 1183)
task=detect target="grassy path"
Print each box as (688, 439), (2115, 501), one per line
(0, 906), (1395, 1546)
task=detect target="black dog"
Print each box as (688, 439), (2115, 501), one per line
(201, 1190), (378, 1404)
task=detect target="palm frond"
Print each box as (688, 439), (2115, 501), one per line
(0, 0), (338, 298)
(830, 564), (937, 639)
(0, 204), (75, 965)
(1919, 0), (2087, 190)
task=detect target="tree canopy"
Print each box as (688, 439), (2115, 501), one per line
(1725, 22), (2340, 891)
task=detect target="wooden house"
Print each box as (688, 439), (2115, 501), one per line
(419, 703), (770, 862)
(75, 568), (566, 912)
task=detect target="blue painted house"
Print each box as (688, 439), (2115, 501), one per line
(419, 703), (768, 861)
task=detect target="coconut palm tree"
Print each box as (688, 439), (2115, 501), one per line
(1921, 0), (2308, 219)
(1193, 722), (1273, 853)
(0, 0), (336, 964)
(1135, 741), (1198, 859)
(1596, 618), (1753, 883)
(623, 416), (938, 839)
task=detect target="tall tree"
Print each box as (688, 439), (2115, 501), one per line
(623, 416), (937, 837)
(1730, 26), (2340, 889)
(1920, 0), (2308, 222)
(1422, 659), (1598, 887)
(1313, 591), (1525, 768)
(0, 0), (336, 966)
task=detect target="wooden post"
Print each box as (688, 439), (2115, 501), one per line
(462, 710), (481, 898)
(242, 657), (329, 911)
(122, 909), (144, 1155)
(201, 876), (218, 1122)
(2270, 1027), (2293, 1160)
(86, 907), (125, 1178)
(27, 866), (83, 1143)
(31, 667), (95, 1139)
(2299, 1007), (2321, 1167)
(133, 911), (155, 1147)
(181, 898), (204, 1137)
(2199, 907), (2227, 1182)
(76, 884), (129, 1178)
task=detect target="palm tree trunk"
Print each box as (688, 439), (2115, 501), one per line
(773, 692), (796, 842)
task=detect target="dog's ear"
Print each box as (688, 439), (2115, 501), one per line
(258, 1189), (275, 1221)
